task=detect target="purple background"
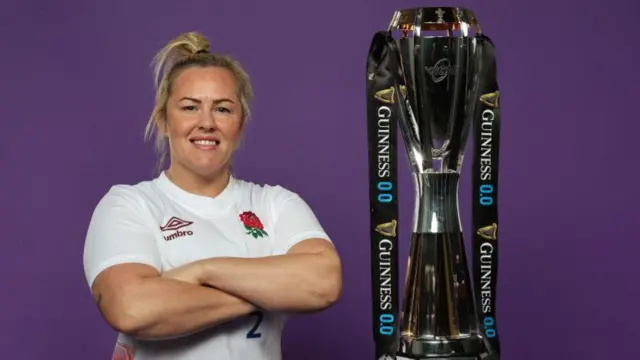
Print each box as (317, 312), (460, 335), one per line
(0, 0), (637, 359)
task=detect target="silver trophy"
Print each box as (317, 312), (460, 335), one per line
(385, 7), (499, 360)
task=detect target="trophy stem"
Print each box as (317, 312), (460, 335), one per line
(399, 173), (482, 358)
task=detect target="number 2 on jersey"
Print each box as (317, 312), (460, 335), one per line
(246, 311), (263, 339)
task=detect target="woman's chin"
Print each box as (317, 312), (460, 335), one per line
(189, 163), (229, 178)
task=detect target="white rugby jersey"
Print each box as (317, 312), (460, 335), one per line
(83, 172), (332, 360)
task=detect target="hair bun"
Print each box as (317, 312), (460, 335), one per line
(169, 31), (211, 58)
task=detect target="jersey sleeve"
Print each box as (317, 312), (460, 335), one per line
(83, 185), (163, 289)
(268, 186), (333, 256)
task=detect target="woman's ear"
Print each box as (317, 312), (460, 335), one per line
(234, 119), (246, 151)
(157, 115), (169, 137)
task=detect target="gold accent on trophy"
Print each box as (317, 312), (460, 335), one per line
(375, 219), (398, 237)
(480, 91), (500, 108)
(374, 86), (407, 104)
(477, 223), (498, 241)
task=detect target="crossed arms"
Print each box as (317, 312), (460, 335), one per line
(85, 185), (343, 340)
(90, 238), (342, 340)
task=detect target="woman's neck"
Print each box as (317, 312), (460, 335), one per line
(165, 165), (231, 198)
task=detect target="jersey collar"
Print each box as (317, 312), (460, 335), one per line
(155, 171), (238, 215)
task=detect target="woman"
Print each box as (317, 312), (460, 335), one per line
(83, 31), (342, 360)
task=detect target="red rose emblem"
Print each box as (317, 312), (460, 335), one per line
(240, 211), (264, 230)
(239, 211), (268, 238)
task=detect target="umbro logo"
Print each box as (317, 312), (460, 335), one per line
(160, 216), (194, 241)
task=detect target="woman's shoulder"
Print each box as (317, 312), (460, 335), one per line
(92, 178), (161, 215)
(234, 177), (301, 204)
(104, 178), (157, 199)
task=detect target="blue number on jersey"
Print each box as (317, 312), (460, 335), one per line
(246, 311), (264, 339)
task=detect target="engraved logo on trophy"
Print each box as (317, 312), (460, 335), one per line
(477, 223), (498, 241)
(479, 91), (500, 108)
(375, 219), (398, 237)
(374, 86), (407, 104)
(425, 58), (455, 83)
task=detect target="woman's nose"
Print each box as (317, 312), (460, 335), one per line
(198, 110), (217, 129)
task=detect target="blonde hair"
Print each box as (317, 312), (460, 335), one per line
(144, 31), (254, 173)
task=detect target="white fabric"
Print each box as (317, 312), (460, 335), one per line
(83, 172), (332, 360)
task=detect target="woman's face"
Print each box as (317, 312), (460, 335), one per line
(163, 66), (243, 179)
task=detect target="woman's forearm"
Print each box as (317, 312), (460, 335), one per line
(194, 252), (342, 313)
(103, 277), (255, 340)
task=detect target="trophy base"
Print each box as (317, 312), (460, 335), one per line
(398, 336), (485, 360)
(397, 357), (478, 360)
(397, 355), (498, 360)
(397, 357), (482, 360)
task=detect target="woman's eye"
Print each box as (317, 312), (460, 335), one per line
(182, 105), (197, 111)
(216, 107), (231, 113)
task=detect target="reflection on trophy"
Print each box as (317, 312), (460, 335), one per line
(366, 6), (502, 360)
